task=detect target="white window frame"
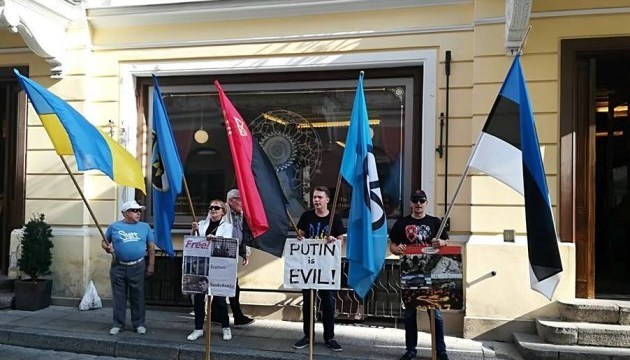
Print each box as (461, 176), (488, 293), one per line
(120, 49), (438, 213)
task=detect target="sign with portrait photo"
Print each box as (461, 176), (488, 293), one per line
(283, 238), (341, 290)
(401, 245), (463, 310)
(182, 235), (238, 297)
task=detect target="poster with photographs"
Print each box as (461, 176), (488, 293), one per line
(400, 245), (463, 310)
(182, 235), (238, 297)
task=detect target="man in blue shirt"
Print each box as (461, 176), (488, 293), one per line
(102, 200), (155, 335)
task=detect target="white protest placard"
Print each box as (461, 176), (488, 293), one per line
(283, 238), (341, 290)
(182, 235), (238, 297)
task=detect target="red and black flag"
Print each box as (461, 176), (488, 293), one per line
(214, 80), (288, 257)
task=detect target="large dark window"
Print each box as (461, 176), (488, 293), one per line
(144, 70), (421, 227)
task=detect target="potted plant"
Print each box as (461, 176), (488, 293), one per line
(14, 213), (54, 311)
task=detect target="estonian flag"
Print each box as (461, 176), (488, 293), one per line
(151, 75), (184, 256)
(468, 55), (563, 300)
(214, 80), (289, 257)
(340, 72), (388, 299)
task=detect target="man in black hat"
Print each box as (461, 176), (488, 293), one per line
(389, 189), (449, 360)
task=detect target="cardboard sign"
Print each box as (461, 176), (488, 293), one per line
(182, 235), (238, 297)
(283, 238), (341, 290)
(400, 245), (463, 310)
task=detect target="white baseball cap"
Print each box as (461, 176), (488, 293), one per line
(120, 200), (146, 212)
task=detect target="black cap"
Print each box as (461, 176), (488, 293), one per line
(410, 189), (427, 201)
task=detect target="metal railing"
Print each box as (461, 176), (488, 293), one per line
(145, 252), (404, 321)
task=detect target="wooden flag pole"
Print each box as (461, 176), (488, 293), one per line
(58, 155), (113, 260)
(429, 308), (437, 360)
(182, 176), (198, 223)
(309, 288), (314, 360)
(204, 294), (212, 360)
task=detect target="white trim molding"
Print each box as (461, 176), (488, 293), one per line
(120, 49), (438, 211)
(0, 0), (83, 77)
(505, 0), (532, 55)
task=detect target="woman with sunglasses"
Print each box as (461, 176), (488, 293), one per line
(187, 199), (235, 341)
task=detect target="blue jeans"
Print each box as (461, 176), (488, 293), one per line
(110, 260), (146, 329)
(302, 289), (335, 341)
(404, 307), (446, 354)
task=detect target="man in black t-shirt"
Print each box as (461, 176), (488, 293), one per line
(292, 186), (345, 352)
(389, 190), (450, 360)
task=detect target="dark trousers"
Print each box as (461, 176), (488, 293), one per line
(211, 282), (246, 321)
(301, 289), (335, 341)
(404, 308), (446, 354)
(193, 293), (229, 329)
(110, 261), (145, 329)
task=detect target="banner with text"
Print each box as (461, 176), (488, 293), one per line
(283, 238), (341, 290)
(401, 245), (463, 310)
(182, 235), (238, 297)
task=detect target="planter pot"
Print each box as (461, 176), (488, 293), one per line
(14, 279), (52, 311)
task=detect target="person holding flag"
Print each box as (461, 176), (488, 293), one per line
(103, 201), (155, 336)
(389, 190), (449, 360)
(292, 186), (345, 352)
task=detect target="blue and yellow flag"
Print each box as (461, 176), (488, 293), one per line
(151, 75), (183, 256)
(340, 72), (388, 299)
(14, 70), (145, 193)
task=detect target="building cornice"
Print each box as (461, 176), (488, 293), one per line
(86, 0), (472, 28)
(0, 0), (83, 77)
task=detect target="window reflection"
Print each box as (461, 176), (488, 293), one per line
(157, 80), (410, 224)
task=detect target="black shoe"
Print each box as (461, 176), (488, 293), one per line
(399, 350), (417, 360)
(234, 316), (255, 327)
(325, 339), (342, 352)
(437, 352), (449, 360)
(293, 337), (309, 349)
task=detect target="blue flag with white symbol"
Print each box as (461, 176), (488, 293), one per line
(340, 72), (388, 299)
(151, 75), (184, 257)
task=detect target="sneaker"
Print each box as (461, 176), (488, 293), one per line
(222, 327), (232, 341)
(437, 352), (449, 360)
(109, 327), (121, 335)
(293, 337), (309, 349)
(187, 329), (204, 341)
(399, 350), (417, 360)
(233, 316), (255, 327)
(325, 339), (342, 352)
(136, 326), (147, 334)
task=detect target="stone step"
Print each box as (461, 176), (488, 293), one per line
(536, 318), (630, 348)
(0, 275), (14, 291)
(0, 289), (14, 309)
(513, 332), (630, 360)
(558, 298), (630, 324)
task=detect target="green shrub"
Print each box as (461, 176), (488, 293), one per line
(18, 213), (54, 281)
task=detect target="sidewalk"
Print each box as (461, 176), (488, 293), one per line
(0, 306), (517, 360)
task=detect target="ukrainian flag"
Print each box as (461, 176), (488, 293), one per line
(15, 70), (145, 193)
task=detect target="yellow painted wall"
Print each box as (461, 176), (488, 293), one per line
(4, 0), (630, 338)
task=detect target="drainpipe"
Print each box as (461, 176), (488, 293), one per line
(444, 51), (451, 228)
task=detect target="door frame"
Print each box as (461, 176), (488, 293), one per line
(0, 67), (27, 274)
(560, 37), (630, 298)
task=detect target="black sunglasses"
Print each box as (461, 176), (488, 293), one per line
(209, 206), (222, 211)
(411, 199), (427, 204)
(127, 208), (142, 213)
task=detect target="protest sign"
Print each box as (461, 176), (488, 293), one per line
(283, 238), (341, 290)
(182, 235), (238, 297)
(401, 245), (463, 310)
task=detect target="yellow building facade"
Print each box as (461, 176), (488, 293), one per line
(1, 0), (629, 340)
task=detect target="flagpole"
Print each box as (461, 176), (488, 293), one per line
(429, 308), (437, 360)
(182, 176), (198, 223)
(435, 132), (482, 241)
(58, 155), (111, 254)
(204, 294), (212, 360)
